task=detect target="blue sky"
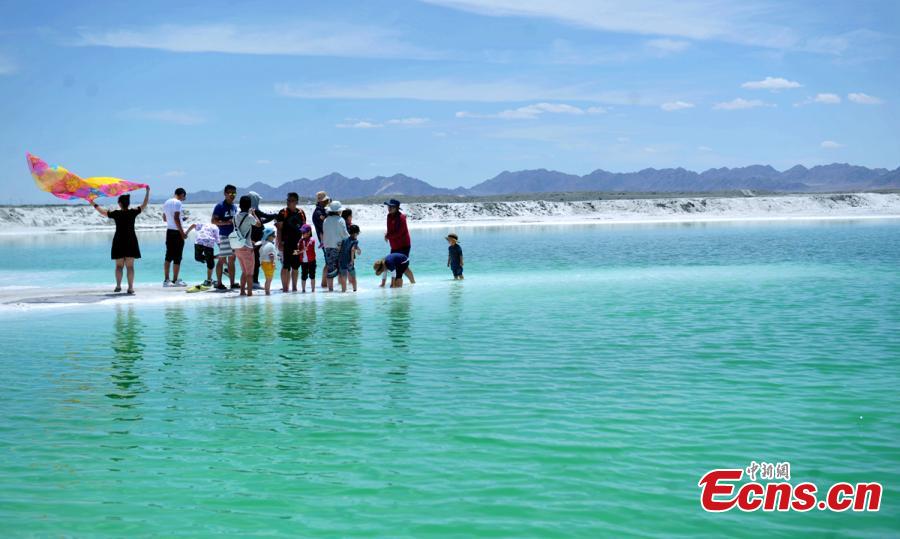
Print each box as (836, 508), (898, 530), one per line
(1, 0), (898, 202)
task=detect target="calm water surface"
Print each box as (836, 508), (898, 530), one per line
(0, 220), (898, 537)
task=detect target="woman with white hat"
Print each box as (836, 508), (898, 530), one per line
(313, 191), (330, 289)
(322, 200), (349, 292)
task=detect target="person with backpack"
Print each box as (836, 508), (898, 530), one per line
(232, 195), (262, 296)
(248, 191), (277, 290)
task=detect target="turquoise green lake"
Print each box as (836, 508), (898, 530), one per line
(1, 220), (898, 537)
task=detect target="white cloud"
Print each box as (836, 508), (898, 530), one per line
(456, 102), (606, 119)
(421, 0), (800, 49)
(256, 159), (271, 165)
(800, 29), (888, 61)
(796, 93), (841, 106)
(336, 120), (383, 129)
(847, 92), (883, 105)
(617, 136), (630, 143)
(78, 23), (438, 60)
(118, 108), (206, 125)
(276, 80), (659, 105)
(386, 117), (430, 125)
(698, 145), (713, 152)
(645, 38), (691, 55)
(0, 53), (15, 75)
(164, 170), (186, 177)
(741, 76), (802, 91)
(337, 117), (430, 128)
(821, 140), (844, 149)
(713, 98), (773, 110)
(660, 100), (695, 111)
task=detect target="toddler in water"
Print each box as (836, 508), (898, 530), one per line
(446, 233), (464, 280)
(258, 228), (277, 295)
(293, 224), (317, 293)
(338, 225), (362, 292)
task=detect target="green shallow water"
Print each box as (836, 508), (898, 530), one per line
(1, 221), (898, 537)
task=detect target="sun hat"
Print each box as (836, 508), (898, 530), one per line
(373, 259), (386, 275)
(383, 198), (401, 208)
(254, 227), (276, 246)
(300, 224), (312, 234)
(328, 200), (343, 213)
(446, 233), (459, 242)
(316, 191), (328, 202)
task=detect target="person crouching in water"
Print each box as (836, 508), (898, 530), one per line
(446, 233), (464, 279)
(373, 252), (409, 288)
(322, 200), (349, 292)
(258, 228), (277, 295)
(338, 225), (361, 292)
(293, 224), (317, 293)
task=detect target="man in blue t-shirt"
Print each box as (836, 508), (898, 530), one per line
(212, 184), (238, 290)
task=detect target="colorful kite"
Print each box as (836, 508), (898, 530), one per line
(26, 153), (148, 202)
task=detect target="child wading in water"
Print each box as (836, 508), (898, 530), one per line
(338, 225), (362, 292)
(294, 224), (317, 293)
(258, 228), (277, 295)
(446, 233), (464, 280)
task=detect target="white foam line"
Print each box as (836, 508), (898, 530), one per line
(2, 193), (900, 235)
(1, 213), (898, 236)
(402, 213), (900, 230)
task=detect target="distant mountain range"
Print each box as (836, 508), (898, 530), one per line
(174, 164), (900, 202)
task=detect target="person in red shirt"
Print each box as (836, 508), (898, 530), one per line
(383, 199), (415, 283)
(293, 224), (317, 293)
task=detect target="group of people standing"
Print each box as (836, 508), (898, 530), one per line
(91, 184), (465, 295)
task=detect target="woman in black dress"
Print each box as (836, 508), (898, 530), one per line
(90, 187), (150, 294)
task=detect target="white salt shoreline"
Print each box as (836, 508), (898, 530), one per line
(1, 192), (899, 236)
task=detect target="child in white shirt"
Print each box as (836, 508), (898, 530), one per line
(258, 228), (277, 295)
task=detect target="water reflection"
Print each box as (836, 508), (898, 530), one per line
(447, 283), (463, 338)
(318, 296), (362, 353)
(387, 293), (412, 352)
(163, 304), (188, 361)
(107, 305), (146, 413)
(384, 294), (412, 384)
(278, 299), (318, 343)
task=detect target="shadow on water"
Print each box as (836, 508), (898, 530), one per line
(106, 305), (146, 417)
